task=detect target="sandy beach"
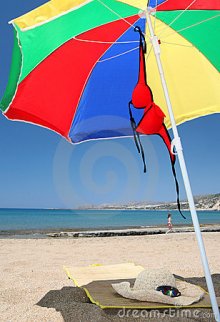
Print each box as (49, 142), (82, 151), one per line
(0, 232), (220, 321)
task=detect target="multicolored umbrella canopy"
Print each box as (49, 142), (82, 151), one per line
(1, 0), (220, 143)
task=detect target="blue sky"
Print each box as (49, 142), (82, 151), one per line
(0, 1), (219, 209)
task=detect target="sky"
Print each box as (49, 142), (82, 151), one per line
(0, 1), (219, 209)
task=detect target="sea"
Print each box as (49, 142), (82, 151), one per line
(0, 208), (219, 235)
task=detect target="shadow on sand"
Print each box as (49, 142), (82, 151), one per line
(36, 274), (220, 322)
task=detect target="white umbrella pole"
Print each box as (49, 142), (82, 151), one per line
(146, 10), (220, 322)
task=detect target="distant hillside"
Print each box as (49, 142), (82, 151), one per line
(194, 193), (220, 211)
(142, 193), (220, 211)
(83, 193), (220, 211)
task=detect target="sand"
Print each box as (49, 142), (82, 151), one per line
(0, 232), (220, 321)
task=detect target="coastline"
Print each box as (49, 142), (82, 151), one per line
(1, 223), (220, 239)
(1, 209), (219, 234)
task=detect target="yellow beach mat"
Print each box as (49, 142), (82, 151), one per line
(64, 263), (144, 287)
(64, 263), (220, 309)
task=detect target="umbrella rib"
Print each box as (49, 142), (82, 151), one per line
(71, 18), (141, 125)
(96, 0), (136, 28)
(160, 41), (193, 48)
(157, 0), (197, 37)
(153, 0), (158, 32)
(146, 44), (153, 61)
(98, 46), (139, 62)
(73, 37), (139, 44)
(161, 14), (220, 39)
(153, 0), (169, 10)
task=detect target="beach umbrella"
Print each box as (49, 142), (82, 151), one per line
(0, 0), (220, 319)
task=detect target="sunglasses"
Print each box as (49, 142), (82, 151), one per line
(156, 285), (181, 297)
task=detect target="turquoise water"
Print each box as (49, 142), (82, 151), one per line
(0, 208), (219, 231)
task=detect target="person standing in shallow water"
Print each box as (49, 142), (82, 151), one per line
(166, 213), (173, 234)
